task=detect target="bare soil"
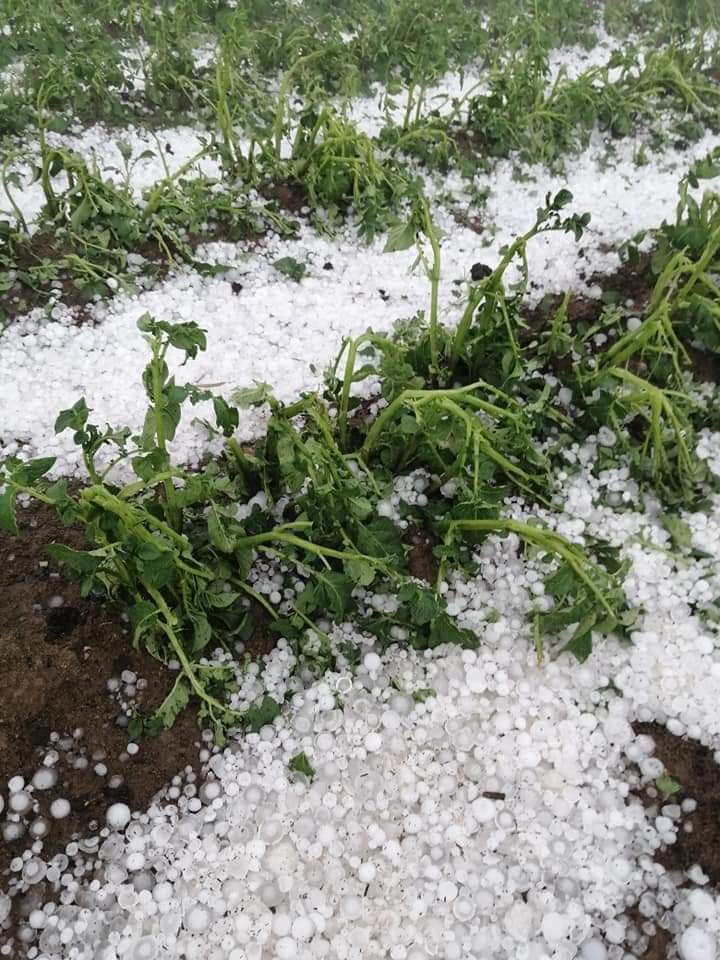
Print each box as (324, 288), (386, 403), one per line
(636, 722), (720, 885)
(403, 524), (439, 584)
(624, 722), (720, 959)
(0, 502), (202, 875)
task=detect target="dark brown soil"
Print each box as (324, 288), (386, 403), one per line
(627, 905), (673, 960)
(403, 524), (439, 584)
(684, 344), (720, 384)
(523, 253), (720, 384)
(615, 723), (720, 959)
(0, 233), (94, 323)
(636, 722), (720, 885)
(450, 125), (487, 161)
(0, 212), (284, 326)
(261, 179), (308, 216)
(0, 502), (204, 875)
(245, 603), (281, 659)
(452, 208), (485, 234)
(524, 252), (654, 335)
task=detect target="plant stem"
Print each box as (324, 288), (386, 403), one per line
(144, 583), (235, 717)
(1, 153), (28, 233)
(234, 528), (375, 565)
(149, 342), (180, 529)
(419, 197), (441, 372)
(359, 380), (498, 461)
(444, 518), (615, 617)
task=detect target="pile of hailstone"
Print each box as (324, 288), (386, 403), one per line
(6, 628), (707, 960)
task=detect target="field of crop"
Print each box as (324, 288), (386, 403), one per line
(1, 1), (720, 958)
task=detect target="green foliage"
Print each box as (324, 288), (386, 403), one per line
(1, 0), (717, 316)
(455, 41), (719, 167)
(273, 256), (306, 282)
(4, 135), (720, 738)
(0, 140), (296, 315)
(655, 772), (683, 796)
(288, 752), (315, 780)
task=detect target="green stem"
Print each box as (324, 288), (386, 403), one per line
(402, 82), (416, 131)
(445, 518), (615, 617)
(419, 197), (441, 372)
(273, 52), (325, 156)
(233, 578), (278, 620)
(359, 381), (497, 461)
(150, 344), (180, 529)
(533, 610), (544, 666)
(450, 287), (482, 369)
(143, 148), (208, 217)
(144, 583), (235, 717)
(235, 529), (374, 564)
(37, 115), (58, 218)
(82, 487), (192, 555)
(1, 153), (28, 232)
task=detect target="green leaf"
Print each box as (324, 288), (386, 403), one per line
(357, 517), (404, 561)
(137, 543), (176, 589)
(401, 414), (419, 434)
(662, 515), (693, 551)
(127, 715), (144, 740)
(563, 625), (594, 662)
(313, 570), (354, 620)
(656, 773), (682, 797)
(191, 612), (212, 652)
(427, 611), (476, 649)
(398, 582), (438, 626)
(208, 504), (234, 553)
(12, 457), (56, 485)
(0, 487), (17, 534)
(55, 398), (89, 435)
(273, 256), (306, 282)
(344, 557), (376, 587)
(132, 448), (167, 481)
(244, 695), (281, 732)
(412, 688), (436, 703)
(137, 316), (207, 359)
(384, 218), (416, 253)
(212, 397), (239, 436)
(232, 382), (272, 408)
(207, 590), (241, 608)
(166, 322), (207, 358)
(288, 751), (315, 780)
(147, 675), (191, 734)
(128, 600), (158, 640)
(544, 562), (577, 599)
(235, 545), (254, 581)
(46, 542), (103, 574)
(348, 496), (373, 521)
(69, 195), (92, 231)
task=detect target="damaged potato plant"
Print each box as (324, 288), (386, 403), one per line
(2, 183), (719, 736)
(0, 307), (478, 740)
(2, 0), (718, 319)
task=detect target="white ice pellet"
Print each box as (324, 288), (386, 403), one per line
(49, 798), (71, 819)
(9, 790), (33, 815)
(0, 114), (719, 960)
(679, 926), (717, 960)
(32, 767), (58, 790)
(106, 803), (132, 831)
